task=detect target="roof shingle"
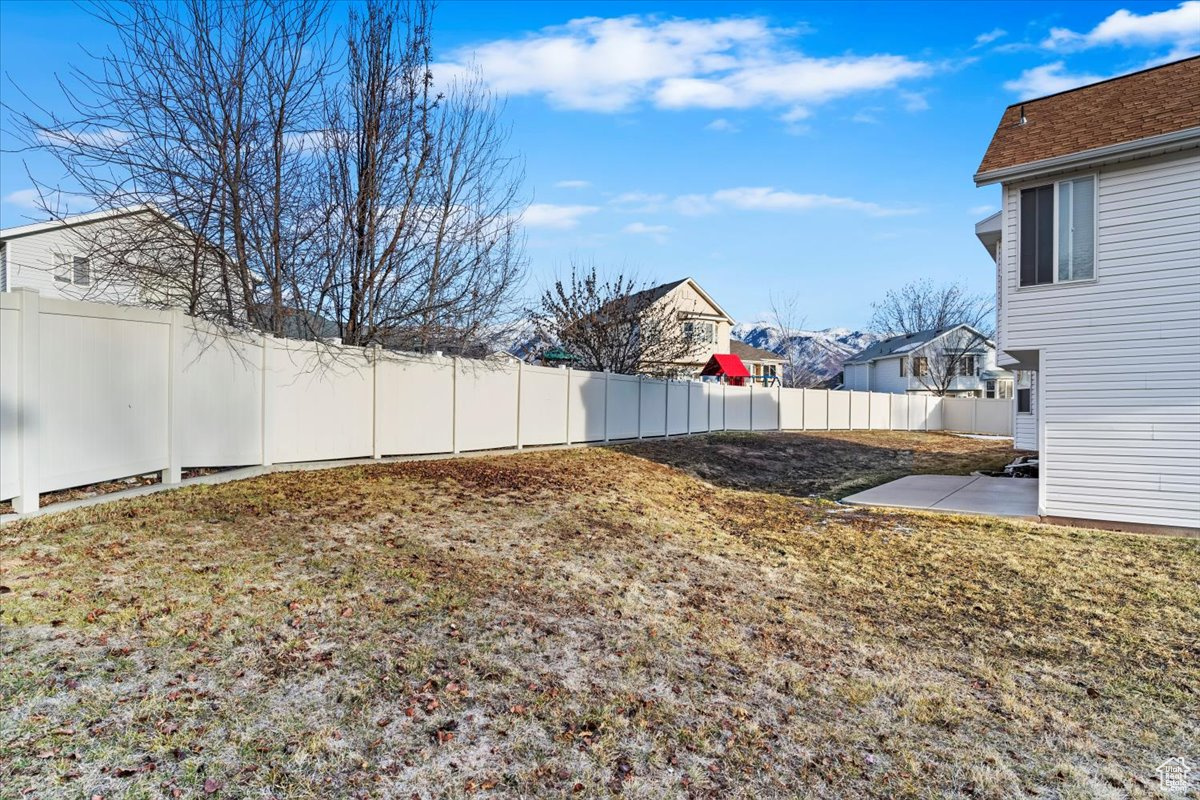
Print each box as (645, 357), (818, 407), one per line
(976, 56), (1200, 177)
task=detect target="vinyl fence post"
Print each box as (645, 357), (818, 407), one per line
(777, 383), (783, 431)
(451, 356), (460, 454)
(686, 380), (692, 435)
(722, 381), (727, 431)
(749, 382), (754, 431)
(260, 334), (274, 467)
(371, 345), (382, 459)
(637, 375), (644, 439)
(603, 369), (610, 443)
(515, 360), (524, 450)
(564, 367), (573, 446)
(971, 396), (978, 435)
(663, 378), (670, 439)
(163, 309), (185, 484)
(825, 389), (831, 431)
(12, 289), (41, 514)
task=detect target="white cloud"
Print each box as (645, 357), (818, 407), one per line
(623, 221), (672, 243)
(609, 191), (669, 212)
(1042, 1), (1200, 55)
(974, 28), (1007, 47)
(1003, 62), (1105, 98)
(554, 179), (591, 189)
(708, 187), (917, 216)
(899, 90), (930, 112)
(4, 188), (45, 210)
(705, 117), (739, 132)
(521, 203), (600, 229)
(851, 109), (881, 124)
(442, 15), (931, 116)
(969, 204), (997, 216)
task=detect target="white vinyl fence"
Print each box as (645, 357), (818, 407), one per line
(0, 290), (1013, 512)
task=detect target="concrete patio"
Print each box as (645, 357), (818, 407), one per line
(842, 474), (1038, 520)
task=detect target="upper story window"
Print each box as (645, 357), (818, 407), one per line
(912, 356), (928, 377)
(54, 254), (91, 287)
(682, 320), (715, 344)
(899, 357), (908, 377)
(1019, 175), (1095, 287)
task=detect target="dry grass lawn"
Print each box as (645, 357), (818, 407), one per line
(1, 436), (1197, 799)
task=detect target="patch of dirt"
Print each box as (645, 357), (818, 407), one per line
(617, 430), (1031, 498)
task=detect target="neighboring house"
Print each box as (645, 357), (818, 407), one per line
(729, 340), (785, 385)
(0, 205), (239, 318)
(840, 325), (1012, 397)
(974, 56), (1200, 533)
(630, 277), (736, 377)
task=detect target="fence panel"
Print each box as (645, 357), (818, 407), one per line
(518, 364), (567, 448)
(889, 393), (908, 431)
(268, 339), (374, 464)
(752, 385), (780, 430)
(869, 392), (891, 430)
(639, 379), (667, 437)
(178, 325), (263, 467)
(973, 399), (1013, 436)
(828, 390), (851, 429)
(725, 385), (751, 430)
(607, 374), (640, 440)
(667, 381), (689, 435)
(802, 389), (827, 430)
(940, 397), (974, 433)
(708, 383), (725, 431)
(39, 301), (171, 492)
(779, 387), (804, 430)
(569, 369), (607, 443)
(688, 383), (708, 433)
(379, 355), (455, 455)
(848, 391), (869, 430)
(455, 360), (519, 451)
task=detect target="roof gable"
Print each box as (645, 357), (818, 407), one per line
(845, 324), (992, 365)
(640, 277), (733, 323)
(975, 56), (1200, 179)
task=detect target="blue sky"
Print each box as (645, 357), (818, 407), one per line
(1, 1), (1197, 328)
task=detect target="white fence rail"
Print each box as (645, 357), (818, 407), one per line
(0, 290), (1013, 511)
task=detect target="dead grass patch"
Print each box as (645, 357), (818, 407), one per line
(1, 441), (1195, 799)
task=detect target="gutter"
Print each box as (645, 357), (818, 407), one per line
(974, 126), (1200, 186)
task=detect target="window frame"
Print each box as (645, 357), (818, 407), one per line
(1017, 172), (1099, 289)
(1016, 387), (1033, 414)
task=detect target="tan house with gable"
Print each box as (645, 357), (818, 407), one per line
(634, 277), (784, 381)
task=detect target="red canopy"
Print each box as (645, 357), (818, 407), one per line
(700, 353), (750, 379)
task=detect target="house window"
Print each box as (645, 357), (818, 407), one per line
(985, 379), (996, 399)
(683, 320), (715, 344)
(997, 380), (1013, 399)
(912, 356), (928, 377)
(900, 357), (907, 377)
(959, 355), (978, 377)
(54, 254), (91, 287)
(1017, 387), (1032, 414)
(1020, 176), (1095, 287)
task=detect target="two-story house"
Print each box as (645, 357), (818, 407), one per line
(841, 325), (1012, 397)
(974, 56), (1199, 534)
(1, 205), (241, 319)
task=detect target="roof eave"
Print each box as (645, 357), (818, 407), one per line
(974, 127), (1200, 187)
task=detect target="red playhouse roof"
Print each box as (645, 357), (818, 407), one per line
(700, 353), (750, 378)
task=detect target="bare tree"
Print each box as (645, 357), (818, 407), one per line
(869, 279), (994, 338)
(531, 263), (695, 376)
(767, 290), (824, 388)
(906, 326), (991, 397)
(8, 0), (333, 334)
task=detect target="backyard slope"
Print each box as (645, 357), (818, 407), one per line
(2, 443), (1196, 799)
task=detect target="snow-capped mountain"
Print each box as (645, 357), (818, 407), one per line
(732, 322), (883, 384)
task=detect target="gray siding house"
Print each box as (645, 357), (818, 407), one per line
(974, 56), (1199, 533)
(841, 325), (1011, 397)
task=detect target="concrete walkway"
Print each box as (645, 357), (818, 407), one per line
(842, 474), (1038, 520)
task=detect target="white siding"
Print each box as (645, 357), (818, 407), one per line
(999, 147), (1200, 529)
(2, 224), (142, 304)
(843, 363), (869, 391)
(1014, 372), (1039, 451)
